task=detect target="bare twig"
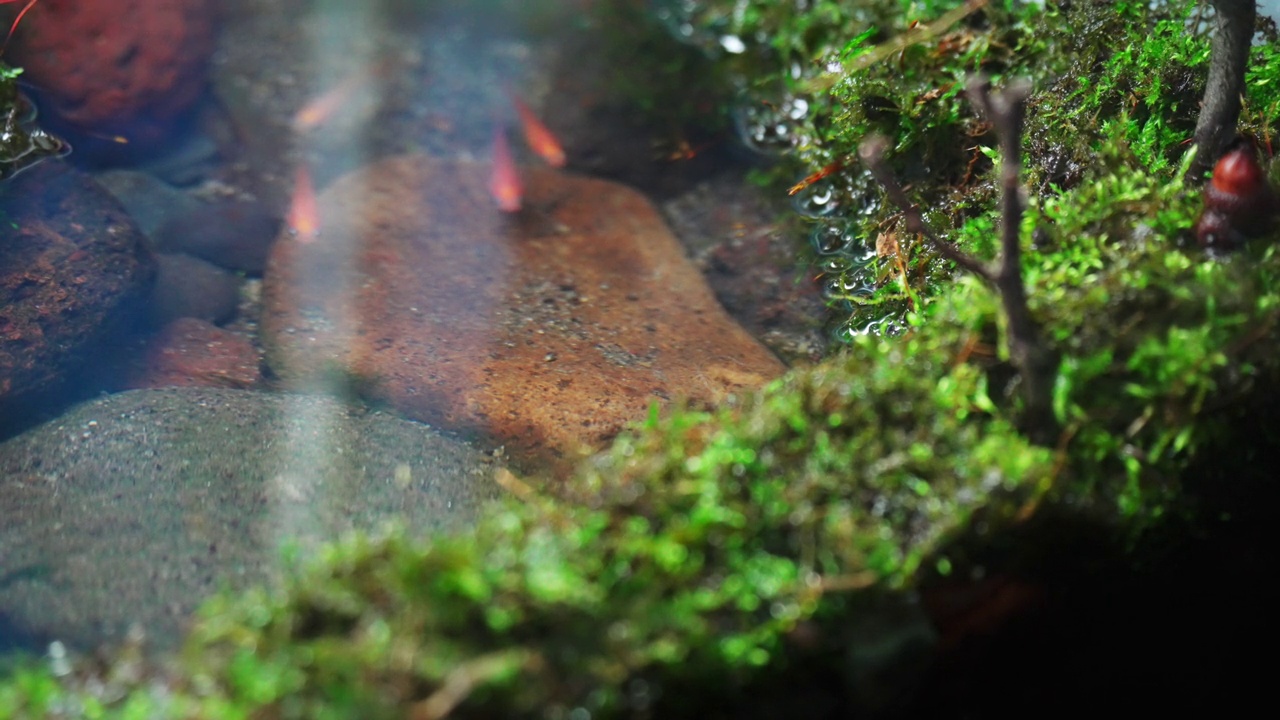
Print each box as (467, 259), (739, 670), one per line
(1187, 0), (1257, 181)
(806, 0), (990, 93)
(966, 77), (1059, 442)
(858, 137), (994, 282)
(858, 76), (1060, 444)
(410, 650), (543, 720)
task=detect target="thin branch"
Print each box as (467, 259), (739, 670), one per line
(965, 76), (1057, 443)
(859, 76), (1059, 445)
(857, 136), (994, 282)
(1187, 0), (1256, 181)
(410, 650), (543, 720)
(965, 76), (1030, 285)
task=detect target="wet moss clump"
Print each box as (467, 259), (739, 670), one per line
(0, 63), (67, 182)
(615, 1), (1280, 340)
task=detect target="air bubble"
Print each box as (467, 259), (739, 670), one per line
(847, 242), (878, 267)
(810, 223), (852, 255)
(732, 102), (792, 156)
(719, 34), (746, 53)
(830, 322), (858, 344)
(791, 179), (842, 218)
(820, 276), (846, 300)
(819, 256), (852, 274)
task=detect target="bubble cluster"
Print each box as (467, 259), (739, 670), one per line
(730, 94), (810, 156)
(830, 311), (907, 343)
(646, 0), (910, 346)
(808, 216), (912, 342)
(1, 92), (70, 180)
(653, 0), (746, 58)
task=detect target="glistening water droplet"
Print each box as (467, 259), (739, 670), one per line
(810, 223), (852, 255)
(791, 178), (842, 218)
(731, 101), (792, 156)
(719, 34), (746, 53)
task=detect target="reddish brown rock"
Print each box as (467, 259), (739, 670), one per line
(0, 161), (155, 412)
(125, 318), (261, 390)
(3, 0), (216, 134)
(261, 156), (785, 469)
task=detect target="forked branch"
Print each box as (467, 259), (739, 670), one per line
(859, 76), (1059, 444)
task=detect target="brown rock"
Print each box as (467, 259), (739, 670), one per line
(261, 156), (785, 469)
(0, 161), (155, 411)
(126, 318), (261, 390)
(3, 0), (216, 139)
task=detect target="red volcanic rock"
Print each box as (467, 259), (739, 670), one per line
(261, 156), (786, 471)
(125, 318), (261, 390)
(3, 0), (216, 134)
(0, 161), (155, 411)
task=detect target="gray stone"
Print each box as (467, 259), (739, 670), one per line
(94, 169), (203, 241)
(0, 387), (503, 651)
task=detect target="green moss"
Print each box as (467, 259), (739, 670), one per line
(622, 1), (1280, 339)
(1, 62), (67, 183)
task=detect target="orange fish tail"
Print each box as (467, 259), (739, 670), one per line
(288, 164), (319, 239)
(490, 125), (523, 213)
(509, 91), (566, 168)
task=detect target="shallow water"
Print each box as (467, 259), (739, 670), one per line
(0, 0), (817, 657)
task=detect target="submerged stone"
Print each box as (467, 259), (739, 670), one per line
(2, 0), (217, 152)
(260, 156), (785, 469)
(0, 387), (503, 651)
(124, 317), (261, 390)
(0, 161), (156, 419)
